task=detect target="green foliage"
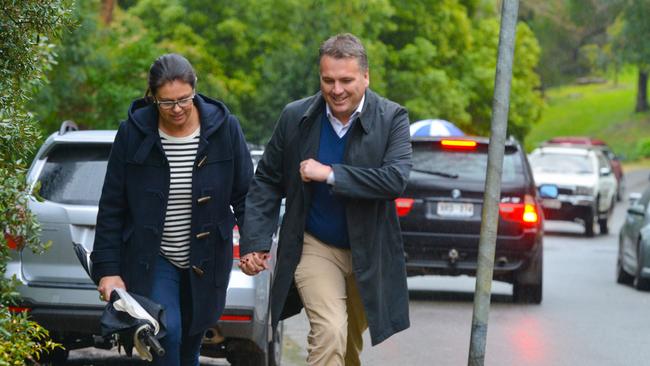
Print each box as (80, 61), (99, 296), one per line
(34, 1), (163, 130)
(0, 1), (74, 364)
(520, 0), (625, 87)
(36, 0), (543, 143)
(525, 68), (650, 160)
(635, 137), (650, 158)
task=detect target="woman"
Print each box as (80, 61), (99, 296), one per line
(91, 53), (252, 365)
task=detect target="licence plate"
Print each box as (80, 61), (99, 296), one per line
(542, 199), (561, 209)
(437, 202), (474, 217)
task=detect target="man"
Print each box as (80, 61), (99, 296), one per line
(239, 33), (412, 365)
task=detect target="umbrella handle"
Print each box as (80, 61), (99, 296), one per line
(138, 327), (165, 357)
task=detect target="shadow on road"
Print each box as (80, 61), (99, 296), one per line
(408, 289), (512, 303)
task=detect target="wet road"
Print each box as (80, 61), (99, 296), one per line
(69, 169), (650, 365)
(283, 168), (650, 366)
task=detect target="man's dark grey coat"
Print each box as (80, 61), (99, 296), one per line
(240, 89), (412, 345)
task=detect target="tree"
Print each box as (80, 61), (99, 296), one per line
(616, 0), (650, 112)
(0, 1), (74, 363)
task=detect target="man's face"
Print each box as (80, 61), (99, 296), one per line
(319, 55), (369, 124)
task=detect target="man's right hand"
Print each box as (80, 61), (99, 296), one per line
(238, 252), (270, 276)
(97, 275), (126, 302)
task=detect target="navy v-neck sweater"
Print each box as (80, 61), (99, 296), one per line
(305, 113), (351, 248)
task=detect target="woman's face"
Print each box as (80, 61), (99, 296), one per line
(155, 80), (196, 131)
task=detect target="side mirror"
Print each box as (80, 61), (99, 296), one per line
(538, 184), (559, 199)
(599, 167), (611, 176)
(627, 205), (645, 217)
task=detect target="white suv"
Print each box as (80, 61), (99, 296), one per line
(528, 145), (618, 237)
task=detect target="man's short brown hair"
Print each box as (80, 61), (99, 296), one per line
(319, 33), (368, 72)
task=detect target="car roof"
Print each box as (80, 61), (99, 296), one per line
(532, 145), (595, 156)
(37, 130), (117, 158)
(546, 136), (606, 146)
(47, 130), (117, 144)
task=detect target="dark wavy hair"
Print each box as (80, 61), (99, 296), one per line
(145, 53), (197, 102)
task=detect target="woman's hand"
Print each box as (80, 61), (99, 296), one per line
(238, 252), (270, 275)
(97, 275), (126, 301)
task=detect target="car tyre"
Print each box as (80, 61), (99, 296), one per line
(598, 217), (608, 235)
(513, 249), (543, 304)
(616, 250), (634, 285)
(634, 245), (650, 291)
(584, 213), (594, 237)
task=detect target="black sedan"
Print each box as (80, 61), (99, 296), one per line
(397, 136), (550, 303)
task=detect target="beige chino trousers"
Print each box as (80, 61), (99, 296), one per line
(294, 233), (369, 366)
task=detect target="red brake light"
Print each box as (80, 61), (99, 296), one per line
(395, 198), (414, 217)
(232, 225), (240, 260)
(4, 232), (22, 250)
(219, 314), (252, 322)
(499, 195), (539, 226)
(441, 139), (477, 149)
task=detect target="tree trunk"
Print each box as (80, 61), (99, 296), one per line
(635, 70), (648, 112)
(101, 0), (115, 25)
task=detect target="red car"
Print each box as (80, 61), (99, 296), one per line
(543, 136), (625, 201)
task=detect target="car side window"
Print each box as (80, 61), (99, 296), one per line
(596, 153), (609, 170)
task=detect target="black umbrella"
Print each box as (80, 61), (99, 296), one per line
(100, 288), (167, 360)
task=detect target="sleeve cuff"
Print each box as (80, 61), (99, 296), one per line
(326, 171), (335, 185)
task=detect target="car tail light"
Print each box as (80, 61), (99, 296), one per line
(440, 139), (478, 149)
(499, 195), (539, 226)
(395, 198), (414, 217)
(232, 225), (240, 260)
(219, 314), (252, 322)
(4, 232), (22, 250)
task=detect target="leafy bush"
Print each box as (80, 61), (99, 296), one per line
(635, 137), (650, 159)
(0, 1), (75, 364)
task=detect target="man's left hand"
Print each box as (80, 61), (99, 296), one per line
(300, 159), (332, 182)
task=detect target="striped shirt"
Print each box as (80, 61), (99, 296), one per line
(159, 127), (200, 268)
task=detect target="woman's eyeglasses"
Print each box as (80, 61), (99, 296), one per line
(155, 95), (195, 110)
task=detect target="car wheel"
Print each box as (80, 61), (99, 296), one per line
(513, 249), (543, 304)
(598, 217), (609, 235)
(633, 245), (650, 291)
(616, 247), (634, 285)
(584, 213), (594, 237)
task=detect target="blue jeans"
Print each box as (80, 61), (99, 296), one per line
(149, 255), (204, 366)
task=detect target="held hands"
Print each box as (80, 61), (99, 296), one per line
(300, 159), (332, 183)
(97, 275), (126, 302)
(238, 252), (271, 276)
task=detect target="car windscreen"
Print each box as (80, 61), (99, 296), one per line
(411, 142), (524, 183)
(38, 144), (112, 206)
(528, 153), (594, 174)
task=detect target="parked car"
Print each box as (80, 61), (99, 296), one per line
(617, 188), (650, 291)
(397, 136), (550, 303)
(4, 122), (282, 365)
(543, 136), (625, 201)
(528, 145), (618, 237)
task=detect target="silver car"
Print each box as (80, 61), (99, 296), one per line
(5, 122), (282, 365)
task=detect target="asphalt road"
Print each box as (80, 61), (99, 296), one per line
(68, 169), (650, 365)
(283, 168), (650, 366)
